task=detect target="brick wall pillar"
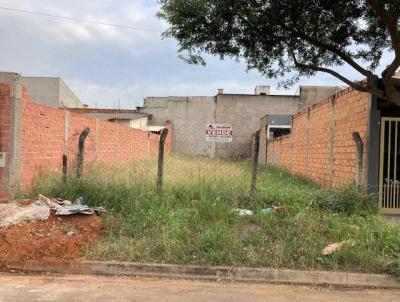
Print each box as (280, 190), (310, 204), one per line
(304, 108), (311, 176)
(0, 72), (23, 199)
(328, 96), (336, 188)
(64, 110), (70, 157)
(95, 118), (99, 161)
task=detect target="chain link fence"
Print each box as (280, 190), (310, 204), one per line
(162, 125), (261, 198)
(62, 123), (262, 199)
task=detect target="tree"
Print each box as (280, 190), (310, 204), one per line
(158, 0), (400, 106)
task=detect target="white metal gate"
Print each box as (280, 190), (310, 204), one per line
(379, 117), (400, 214)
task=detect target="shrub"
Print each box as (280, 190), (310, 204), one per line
(308, 186), (376, 216)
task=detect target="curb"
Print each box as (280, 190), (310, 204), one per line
(6, 260), (400, 289)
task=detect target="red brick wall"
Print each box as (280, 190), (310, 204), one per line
(21, 87), (66, 188)
(332, 90), (369, 187)
(18, 87), (172, 189)
(307, 102), (332, 186)
(267, 88), (369, 188)
(291, 113), (307, 176)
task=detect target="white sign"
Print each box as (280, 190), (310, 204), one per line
(205, 124), (233, 142)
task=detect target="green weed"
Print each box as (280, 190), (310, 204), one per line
(26, 157), (400, 277)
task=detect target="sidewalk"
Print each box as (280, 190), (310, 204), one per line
(1, 273), (400, 302)
(7, 260), (400, 289)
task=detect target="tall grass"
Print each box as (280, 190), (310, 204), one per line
(27, 156), (400, 276)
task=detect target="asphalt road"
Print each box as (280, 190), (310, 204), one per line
(0, 273), (399, 302)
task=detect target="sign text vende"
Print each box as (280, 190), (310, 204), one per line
(205, 124), (233, 142)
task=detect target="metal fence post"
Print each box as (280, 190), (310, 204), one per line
(251, 130), (261, 199)
(264, 124), (269, 165)
(77, 127), (90, 179)
(62, 154), (68, 183)
(157, 128), (169, 194)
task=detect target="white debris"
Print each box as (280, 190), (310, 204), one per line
(0, 194), (105, 228)
(235, 209), (254, 216)
(0, 202), (50, 228)
(322, 240), (356, 256)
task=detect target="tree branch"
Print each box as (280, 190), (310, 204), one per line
(279, 24), (373, 79)
(237, 13), (254, 28)
(367, 0), (400, 53)
(239, 10), (399, 105)
(289, 51), (385, 98)
(391, 76), (400, 87)
(238, 12), (373, 79)
(367, 0), (400, 79)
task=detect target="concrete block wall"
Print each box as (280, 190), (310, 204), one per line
(214, 94), (299, 159)
(267, 88), (370, 188)
(143, 96), (216, 156)
(258, 127), (267, 165)
(143, 94), (301, 159)
(0, 73), (172, 198)
(20, 77), (83, 109)
(298, 86), (342, 109)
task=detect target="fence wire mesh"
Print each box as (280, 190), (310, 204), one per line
(162, 125), (259, 197)
(62, 123), (260, 198)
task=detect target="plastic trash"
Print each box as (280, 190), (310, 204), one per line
(235, 209), (254, 216)
(55, 205), (95, 216)
(38, 194), (106, 216)
(75, 196), (86, 206)
(94, 207), (107, 215)
(260, 206), (286, 215)
(260, 208), (274, 214)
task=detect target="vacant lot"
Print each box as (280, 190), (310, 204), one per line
(29, 155), (400, 276)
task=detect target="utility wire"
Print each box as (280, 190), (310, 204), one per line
(0, 6), (163, 33)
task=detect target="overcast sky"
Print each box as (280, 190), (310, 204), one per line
(0, 0), (394, 108)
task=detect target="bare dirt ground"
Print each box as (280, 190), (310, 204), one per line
(0, 208), (102, 267)
(0, 273), (398, 302)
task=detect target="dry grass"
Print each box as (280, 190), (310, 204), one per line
(82, 153), (250, 186)
(27, 155), (400, 277)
